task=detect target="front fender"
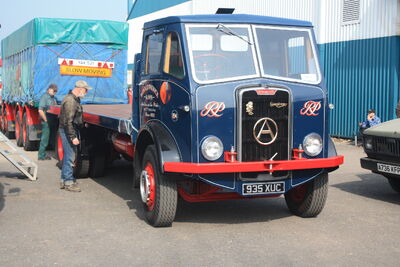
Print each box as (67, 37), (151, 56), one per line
(136, 121), (182, 173)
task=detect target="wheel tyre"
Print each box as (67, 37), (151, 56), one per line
(89, 150), (106, 178)
(285, 173), (328, 218)
(140, 145), (177, 227)
(74, 155), (90, 178)
(133, 154), (141, 189)
(387, 177), (400, 193)
(3, 109), (15, 139)
(0, 107), (5, 133)
(55, 132), (64, 169)
(15, 111), (23, 147)
(23, 113), (39, 151)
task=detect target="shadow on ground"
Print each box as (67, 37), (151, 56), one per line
(332, 173), (400, 205)
(0, 172), (23, 213)
(91, 160), (292, 225)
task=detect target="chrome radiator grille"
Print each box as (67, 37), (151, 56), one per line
(239, 89), (290, 162)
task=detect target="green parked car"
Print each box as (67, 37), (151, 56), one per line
(360, 119), (400, 193)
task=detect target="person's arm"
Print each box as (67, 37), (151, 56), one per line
(38, 95), (47, 122)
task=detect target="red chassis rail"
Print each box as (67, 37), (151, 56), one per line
(164, 156), (344, 174)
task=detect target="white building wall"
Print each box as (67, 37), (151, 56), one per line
(320, 0), (398, 44)
(127, 1), (192, 63)
(127, 0), (398, 64)
(192, 0), (322, 41)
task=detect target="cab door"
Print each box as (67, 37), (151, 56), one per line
(139, 25), (192, 162)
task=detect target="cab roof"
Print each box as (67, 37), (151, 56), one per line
(143, 14), (313, 29)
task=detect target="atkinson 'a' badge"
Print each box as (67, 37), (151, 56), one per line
(253, 118), (278, 145)
(246, 101), (254, 115)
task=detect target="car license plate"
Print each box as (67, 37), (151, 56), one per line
(377, 163), (400, 175)
(242, 182), (285, 195)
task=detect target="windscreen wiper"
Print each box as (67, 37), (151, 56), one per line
(216, 23), (253, 45)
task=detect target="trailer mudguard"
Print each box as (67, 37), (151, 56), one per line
(135, 121), (182, 173)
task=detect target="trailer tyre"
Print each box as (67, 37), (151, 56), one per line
(89, 149), (106, 178)
(74, 155), (90, 178)
(285, 173), (328, 217)
(140, 145), (177, 227)
(386, 176), (400, 193)
(23, 113), (38, 151)
(15, 110), (23, 147)
(3, 109), (15, 139)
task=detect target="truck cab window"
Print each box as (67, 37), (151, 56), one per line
(186, 24), (258, 83)
(163, 32), (185, 79)
(145, 32), (164, 74)
(254, 27), (320, 83)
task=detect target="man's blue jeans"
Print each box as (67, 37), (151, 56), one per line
(59, 128), (76, 185)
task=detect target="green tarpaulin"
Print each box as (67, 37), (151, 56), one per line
(1, 18), (128, 58)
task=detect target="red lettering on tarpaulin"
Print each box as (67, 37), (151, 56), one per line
(300, 101), (321, 116)
(200, 101), (225, 117)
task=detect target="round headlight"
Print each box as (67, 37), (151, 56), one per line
(364, 136), (373, 150)
(303, 133), (323, 157)
(201, 136), (223, 161)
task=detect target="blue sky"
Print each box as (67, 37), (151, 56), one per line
(0, 0), (127, 43)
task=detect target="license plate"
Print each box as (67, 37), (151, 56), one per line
(242, 182), (285, 195)
(377, 163), (400, 175)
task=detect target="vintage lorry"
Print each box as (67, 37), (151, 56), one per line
(2, 14), (344, 227)
(0, 18), (128, 150)
(360, 119), (400, 193)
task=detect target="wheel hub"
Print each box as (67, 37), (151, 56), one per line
(140, 163), (156, 211)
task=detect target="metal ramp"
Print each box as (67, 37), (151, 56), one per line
(0, 131), (38, 181)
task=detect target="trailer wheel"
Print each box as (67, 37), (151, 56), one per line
(140, 145), (177, 227)
(0, 107), (5, 133)
(285, 173), (328, 217)
(15, 110), (23, 147)
(23, 113), (39, 151)
(386, 176), (400, 193)
(3, 109), (15, 139)
(89, 149), (106, 178)
(74, 155), (90, 178)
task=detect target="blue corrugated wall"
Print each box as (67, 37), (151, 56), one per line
(319, 35), (400, 138)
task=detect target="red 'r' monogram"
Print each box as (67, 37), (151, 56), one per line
(300, 101), (321, 116)
(200, 101), (225, 117)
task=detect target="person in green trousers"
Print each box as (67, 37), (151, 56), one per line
(38, 84), (58, 160)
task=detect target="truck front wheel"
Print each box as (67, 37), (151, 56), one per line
(386, 176), (400, 193)
(285, 173), (328, 217)
(140, 145), (177, 227)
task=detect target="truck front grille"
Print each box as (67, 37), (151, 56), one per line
(239, 89), (290, 164)
(368, 136), (400, 161)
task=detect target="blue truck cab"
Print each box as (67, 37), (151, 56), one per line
(132, 14), (344, 227)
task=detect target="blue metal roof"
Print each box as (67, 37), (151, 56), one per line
(143, 14), (313, 29)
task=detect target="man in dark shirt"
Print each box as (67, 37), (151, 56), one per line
(59, 80), (91, 192)
(38, 84), (58, 160)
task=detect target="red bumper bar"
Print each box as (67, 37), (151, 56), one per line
(164, 155), (344, 174)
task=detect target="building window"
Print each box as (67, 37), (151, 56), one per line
(342, 0), (360, 25)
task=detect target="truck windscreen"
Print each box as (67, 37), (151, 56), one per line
(253, 26), (321, 84)
(186, 24), (258, 83)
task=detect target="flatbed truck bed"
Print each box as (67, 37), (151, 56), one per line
(49, 104), (135, 135)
